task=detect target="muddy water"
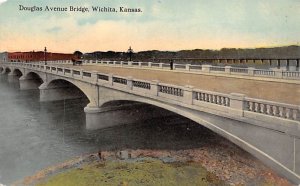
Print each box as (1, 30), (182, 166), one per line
(0, 74), (223, 185)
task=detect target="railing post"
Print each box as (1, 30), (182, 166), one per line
(274, 69), (283, 78)
(150, 80), (159, 96)
(183, 85), (194, 105)
(185, 64), (190, 71)
(202, 65), (211, 73)
(159, 63), (163, 68)
(108, 73), (113, 85)
(71, 69), (74, 77)
(128, 61), (132, 66)
(62, 67), (66, 75)
(91, 71), (98, 83)
(138, 62), (142, 67)
(80, 69), (83, 79)
(225, 66), (231, 74)
(229, 93), (245, 117)
(148, 62), (152, 68)
(127, 76), (133, 90)
(248, 67), (255, 76)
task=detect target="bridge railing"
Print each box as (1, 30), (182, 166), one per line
(3, 62), (300, 125)
(80, 60), (300, 80)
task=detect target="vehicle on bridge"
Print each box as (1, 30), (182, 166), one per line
(71, 58), (82, 66)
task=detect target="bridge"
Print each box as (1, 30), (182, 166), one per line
(0, 61), (300, 184)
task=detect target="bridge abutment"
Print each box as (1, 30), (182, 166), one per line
(84, 103), (175, 130)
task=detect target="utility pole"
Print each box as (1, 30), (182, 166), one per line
(44, 47), (47, 65)
(127, 46), (133, 61)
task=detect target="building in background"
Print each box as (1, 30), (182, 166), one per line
(7, 51), (75, 62)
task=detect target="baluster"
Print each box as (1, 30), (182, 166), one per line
(203, 94), (207, 101)
(213, 95), (218, 104)
(195, 92), (199, 100)
(266, 105), (273, 115)
(249, 102), (255, 111)
(225, 97), (230, 106)
(217, 95), (221, 104)
(220, 97), (225, 105)
(285, 108), (292, 119)
(292, 109), (299, 121)
(272, 106), (279, 116)
(254, 102), (260, 112)
(260, 104), (266, 114)
(202, 93), (206, 101)
(278, 107), (284, 118)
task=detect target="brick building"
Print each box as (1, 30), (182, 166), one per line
(8, 51), (75, 62)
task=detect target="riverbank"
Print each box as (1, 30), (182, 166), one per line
(15, 145), (292, 186)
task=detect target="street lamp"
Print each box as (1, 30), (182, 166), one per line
(44, 47), (47, 65)
(127, 46), (133, 61)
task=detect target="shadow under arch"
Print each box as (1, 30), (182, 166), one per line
(4, 67), (11, 74)
(40, 78), (91, 104)
(19, 71), (44, 90)
(12, 68), (23, 77)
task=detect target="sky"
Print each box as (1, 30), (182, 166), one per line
(0, 0), (300, 53)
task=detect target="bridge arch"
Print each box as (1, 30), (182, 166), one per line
(40, 77), (95, 105)
(95, 95), (299, 183)
(4, 67), (11, 74)
(23, 72), (44, 83)
(12, 68), (23, 77)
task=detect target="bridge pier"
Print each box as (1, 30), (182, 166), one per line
(39, 82), (86, 102)
(84, 103), (174, 130)
(7, 74), (20, 83)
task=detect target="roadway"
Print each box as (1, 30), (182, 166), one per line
(60, 64), (300, 105)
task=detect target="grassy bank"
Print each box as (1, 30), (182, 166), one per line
(36, 158), (226, 186)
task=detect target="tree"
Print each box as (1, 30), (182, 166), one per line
(74, 51), (83, 59)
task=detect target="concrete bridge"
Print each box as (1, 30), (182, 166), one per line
(0, 61), (300, 184)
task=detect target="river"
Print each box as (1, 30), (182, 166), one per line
(0, 74), (221, 185)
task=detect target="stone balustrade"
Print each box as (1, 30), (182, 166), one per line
(78, 60), (300, 80)
(4, 62), (300, 124)
(4, 60), (300, 79)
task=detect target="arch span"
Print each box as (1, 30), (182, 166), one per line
(19, 71), (44, 90)
(12, 69), (23, 77)
(39, 78), (92, 103)
(4, 67), (11, 74)
(89, 88), (300, 184)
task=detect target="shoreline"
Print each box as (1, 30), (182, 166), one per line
(14, 147), (292, 186)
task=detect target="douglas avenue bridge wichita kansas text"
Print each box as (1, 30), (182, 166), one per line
(18, 4), (142, 13)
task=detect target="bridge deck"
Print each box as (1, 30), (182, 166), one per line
(60, 64), (299, 105)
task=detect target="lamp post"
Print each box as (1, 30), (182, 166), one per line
(127, 46), (133, 61)
(44, 47), (47, 65)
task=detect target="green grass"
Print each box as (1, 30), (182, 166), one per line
(37, 159), (226, 186)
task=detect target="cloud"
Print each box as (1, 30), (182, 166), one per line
(46, 27), (62, 33)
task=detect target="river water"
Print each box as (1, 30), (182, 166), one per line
(0, 74), (221, 185)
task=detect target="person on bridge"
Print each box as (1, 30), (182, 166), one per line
(170, 60), (174, 70)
